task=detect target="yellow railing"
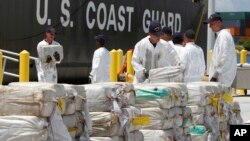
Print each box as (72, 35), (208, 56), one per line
(0, 49), (37, 84)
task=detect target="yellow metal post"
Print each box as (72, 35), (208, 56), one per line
(237, 49), (247, 95)
(110, 49), (117, 82)
(0, 51), (2, 85)
(240, 49), (247, 64)
(19, 50), (30, 82)
(207, 50), (213, 73)
(127, 50), (134, 75)
(117, 49), (123, 73)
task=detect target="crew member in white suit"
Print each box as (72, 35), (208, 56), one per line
(89, 34), (111, 83)
(132, 20), (180, 83)
(182, 29), (206, 83)
(36, 26), (61, 83)
(204, 13), (237, 87)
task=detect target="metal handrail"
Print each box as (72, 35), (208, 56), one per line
(0, 49), (37, 60)
(0, 49), (38, 81)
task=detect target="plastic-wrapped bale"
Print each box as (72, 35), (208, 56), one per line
(140, 108), (173, 130)
(228, 101), (244, 125)
(164, 107), (183, 127)
(140, 130), (174, 141)
(152, 83), (188, 107)
(0, 86), (65, 117)
(204, 115), (220, 138)
(134, 84), (173, 109)
(188, 125), (208, 141)
(148, 66), (184, 83)
(90, 112), (123, 137)
(187, 83), (215, 106)
(90, 136), (124, 141)
(128, 130), (144, 141)
(0, 116), (48, 141)
(84, 83), (135, 112)
(88, 82), (135, 107)
(62, 84), (87, 115)
(8, 82), (87, 115)
(182, 107), (192, 127)
(62, 112), (85, 138)
(186, 105), (205, 115)
(121, 106), (142, 132)
(186, 105), (205, 125)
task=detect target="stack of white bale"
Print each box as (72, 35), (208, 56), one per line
(1, 82), (90, 141)
(134, 83), (189, 141)
(84, 82), (143, 141)
(187, 82), (244, 141)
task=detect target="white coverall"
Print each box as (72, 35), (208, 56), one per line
(182, 42), (206, 83)
(172, 44), (185, 63)
(90, 47), (111, 83)
(209, 29), (237, 87)
(132, 36), (180, 83)
(36, 40), (60, 83)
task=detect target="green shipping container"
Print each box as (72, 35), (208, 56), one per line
(220, 12), (247, 20)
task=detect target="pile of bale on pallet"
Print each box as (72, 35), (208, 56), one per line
(134, 83), (189, 141)
(0, 81), (244, 141)
(186, 82), (244, 141)
(0, 82), (91, 141)
(84, 82), (144, 141)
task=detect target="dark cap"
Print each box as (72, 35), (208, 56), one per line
(94, 34), (106, 42)
(149, 20), (163, 36)
(45, 26), (56, 34)
(162, 26), (172, 35)
(204, 13), (222, 24)
(172, 32), (184, 44)
(184, 29), (195, 39)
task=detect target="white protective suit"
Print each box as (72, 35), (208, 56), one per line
(182, 42), (206, 83)
(132, 36), (181, 83)
(90, 47), (110, 83)
(36, 40), (60, 83)
(172, 44), (185, 61)
(209, 29), (237, 87)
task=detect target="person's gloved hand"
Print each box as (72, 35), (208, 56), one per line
(210, 77), (218, 82)
(144, 69), (149, 79)
(54, 51), (60, 61)
(46, 55), (52, 63)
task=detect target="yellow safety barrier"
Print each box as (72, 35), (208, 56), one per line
(110, 49), (117, 82)
(117, 49), (123, 74)
(0, 51), (2, 85)
(19, 50), (30, 82)
(127, 50), (134, 75)
(237, 49), (248, 95)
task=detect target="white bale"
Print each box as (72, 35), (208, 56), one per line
(90, 136), (124, 141)
(186, 105), (205, 114)
(84, 84), (123, 112)
(62, 112), (84, 138)
(0, 116), (48, 141)
(152, 83), (188, 107)
(140, 130), (174, 141)
(134, 84), (173, 109)
(140, 108), (173, 130)
(149, 66), (184, 83)
(192, 114), (204, 125)
(38, 45), (63, 63)
(128, 130), (144, 141)
(85, 82), (135, 106)
(0, 86), (64, 117)
(122, 106), (142, 131)
(90, 112), (123, 137)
